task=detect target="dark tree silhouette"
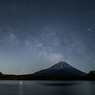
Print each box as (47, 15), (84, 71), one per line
(87, 70), (95, 76)
(0, 72), (3, 78)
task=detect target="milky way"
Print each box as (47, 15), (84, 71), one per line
(0, 0), (95, 74)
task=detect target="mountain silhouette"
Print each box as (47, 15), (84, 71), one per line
(32, 61), (87, 76)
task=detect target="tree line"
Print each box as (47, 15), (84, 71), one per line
(0, 70), (95, 80)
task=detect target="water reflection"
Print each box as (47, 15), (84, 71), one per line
(0, 81), (95, 95)
(20, 81), (23, 85)
(19, 81), (23, 95)
(40, 83), (78, 86)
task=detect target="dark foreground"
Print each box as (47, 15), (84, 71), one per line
(1, 74), (95, 80)
(0, 70), (95, 80)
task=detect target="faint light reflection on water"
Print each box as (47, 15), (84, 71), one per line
(0, 81), (95, 95)
(19, 81), (23, 95)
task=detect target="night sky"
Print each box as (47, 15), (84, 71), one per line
(0, 0), (95, 74)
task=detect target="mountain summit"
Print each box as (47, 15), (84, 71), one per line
(32, 61), (86, 76)
(48, 61), (73, 69)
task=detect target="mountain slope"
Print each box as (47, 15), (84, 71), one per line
(32, 62), (87, 76)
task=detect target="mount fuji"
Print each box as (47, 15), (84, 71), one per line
(32, 62), (87, 76)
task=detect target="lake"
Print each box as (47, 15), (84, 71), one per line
(0, 80), (95, 95)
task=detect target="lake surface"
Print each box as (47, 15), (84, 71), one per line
(0, 80), (95, 95)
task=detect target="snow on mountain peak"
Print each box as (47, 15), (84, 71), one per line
(48, 61), (72, 69)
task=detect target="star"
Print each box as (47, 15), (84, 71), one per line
(0, 0), (95, 74)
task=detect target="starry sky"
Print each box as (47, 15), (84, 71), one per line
(0, 0), (95, 74)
